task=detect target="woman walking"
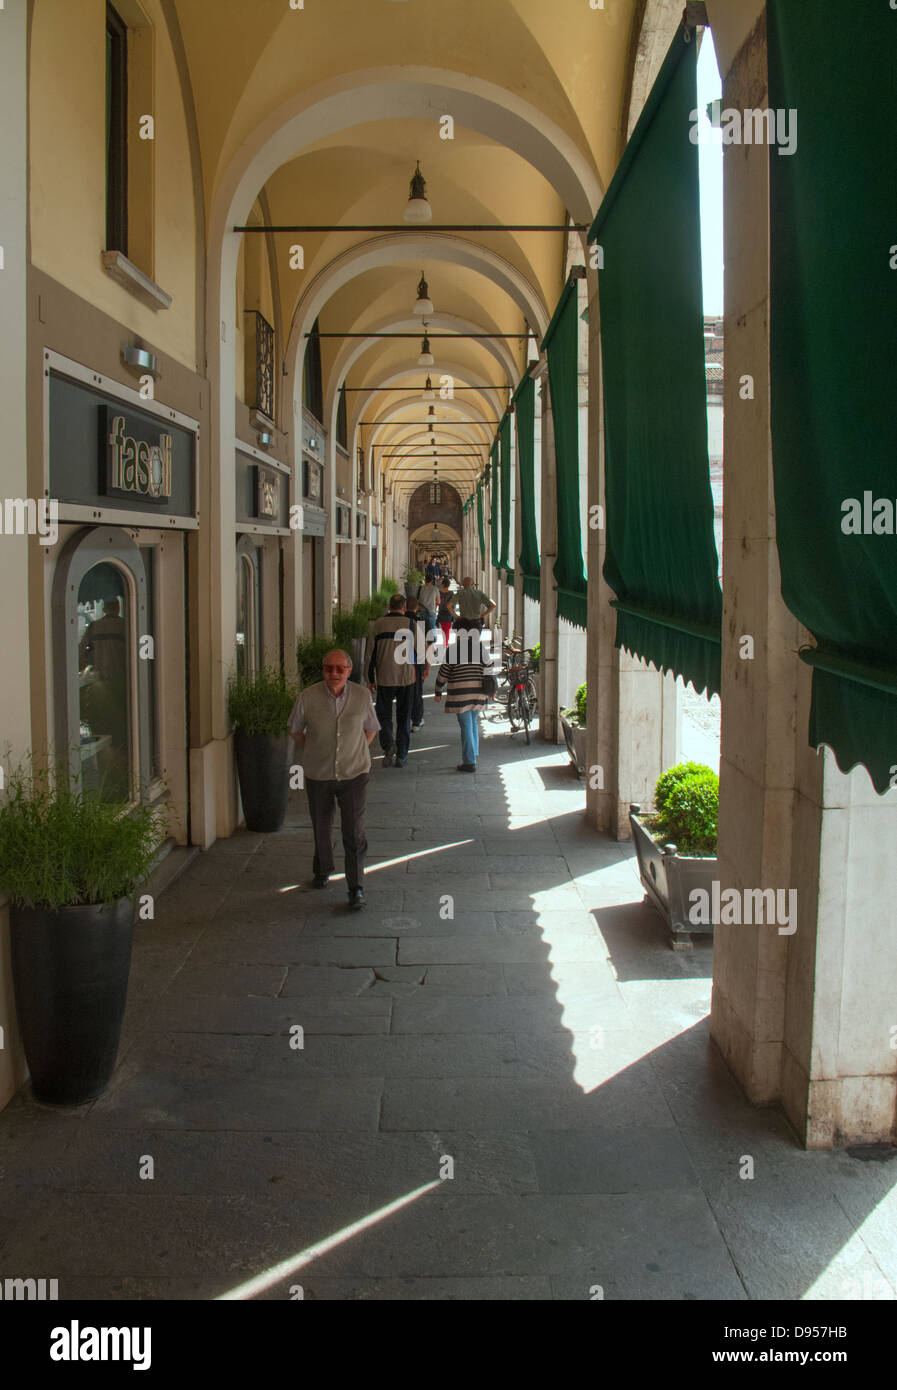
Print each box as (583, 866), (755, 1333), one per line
(436, 580), (455, 649)
(433, 625), (489, 771)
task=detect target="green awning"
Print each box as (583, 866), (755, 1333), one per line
(489, 441), (499, 571)
(514, 371), (540, 602)
(589, 24), (721, 696)
(498, 411), (513, 579)
(476, 479), (486, 566)
(543, 277), (587, 630)
(768, 0), (897, 792)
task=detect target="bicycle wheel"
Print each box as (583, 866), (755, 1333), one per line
(517, 689), (531, 744)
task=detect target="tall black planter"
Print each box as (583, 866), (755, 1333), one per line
(11, 897), (134, 1105)
(234, 729), (290, 832)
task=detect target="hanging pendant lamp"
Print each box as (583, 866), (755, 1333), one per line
(404, 161), (431, 224)
(421, 374), (435, 402)
(417, 323), (435, 367)
(413, 271), (434, 316)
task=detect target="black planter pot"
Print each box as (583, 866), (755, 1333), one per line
(234, 729), (290, 832)
(11, 897), (135, 1106)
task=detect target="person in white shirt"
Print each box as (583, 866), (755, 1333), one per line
(288, 649), (380, 910)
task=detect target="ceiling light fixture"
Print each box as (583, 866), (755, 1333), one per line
(403, 161), (431, 224)
(417, 323), (435, 367)
(413, 271), (434, 316)
(421, 375), (435, 402)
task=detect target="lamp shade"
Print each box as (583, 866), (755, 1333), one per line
(413, 272), (434, 316)
(421, 375), (435, 401)
(403, 162), (431, 224)
(417, 332), (435, 367)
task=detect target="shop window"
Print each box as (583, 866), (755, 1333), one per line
(139, 545), (161, 781)
(303, 318), (323, 424)
(78, 562), (133, 801)
(236, 540), (262, 677)
(53, 528), (154, 804)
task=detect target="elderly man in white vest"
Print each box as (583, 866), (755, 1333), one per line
(288, 648), (380, 910)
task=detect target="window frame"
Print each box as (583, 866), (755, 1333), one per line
(105, 3), (129, 256)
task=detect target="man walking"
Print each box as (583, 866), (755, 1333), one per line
(288, 648), (379, 910)
(454, 576), (496, 629)
(364, 593), (429, 767)
(417, 573), (440, 634)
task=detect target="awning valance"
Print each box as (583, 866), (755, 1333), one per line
(590, 24), (721, 695)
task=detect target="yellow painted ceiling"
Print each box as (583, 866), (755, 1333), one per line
(172, 0), (639, 493)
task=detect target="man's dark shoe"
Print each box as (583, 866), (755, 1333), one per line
(311, 874), (330, 889)
(348, 887), (366, 910)
(457, 763), (476, 772)
(394, 756), (407, 767)
(382, 748), (395, 767)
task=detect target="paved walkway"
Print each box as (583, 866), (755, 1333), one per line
(1, 677), (896, 1301)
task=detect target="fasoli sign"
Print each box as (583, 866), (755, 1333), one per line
(106, 413), (172, 501)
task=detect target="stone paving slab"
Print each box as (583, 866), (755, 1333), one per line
(2, 699), (895, 1302)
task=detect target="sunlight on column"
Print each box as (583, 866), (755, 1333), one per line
(216, 1182), (442, 1300)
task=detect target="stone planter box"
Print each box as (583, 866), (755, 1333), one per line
(629, 804), (717, 950)
(560, 711), (586, 776)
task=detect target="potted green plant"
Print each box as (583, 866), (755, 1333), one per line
(560, 681), (587, 775)
(630, 761), (720, 949)
(227, 665), (298, 833)
(380, 576), (399, 597)
(403, 566), (425, 602)
(0, 761), (166, 1105)
(296, 633), (336, 689)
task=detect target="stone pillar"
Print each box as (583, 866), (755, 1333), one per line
(538, 368), (560, 743)
(710, 13), (897, 1146)
(583, 265), (677, 836)
(0, 0), (32, 1108)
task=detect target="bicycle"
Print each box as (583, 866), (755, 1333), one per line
(506, 656), (534, 743)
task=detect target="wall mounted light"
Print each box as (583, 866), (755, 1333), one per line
(122, 344), (159, 376)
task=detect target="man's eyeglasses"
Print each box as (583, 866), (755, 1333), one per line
(323, 665), (349, 673)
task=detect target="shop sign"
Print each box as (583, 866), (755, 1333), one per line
(106, 411), (172, 501)
(255, 466), (279, 519)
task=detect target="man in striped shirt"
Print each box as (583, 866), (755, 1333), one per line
(433, 627), (490, 771)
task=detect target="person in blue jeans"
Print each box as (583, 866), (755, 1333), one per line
(433, 623), (490, 770)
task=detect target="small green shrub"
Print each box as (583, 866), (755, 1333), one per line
(0, 761), (167, 909)
(654, 761), (715, 818)
(653, 764), (719, 856)
(563, 681), (587, 726)
(295, 634), (335, 690)
(531, 641), (540, 671)
(404, 567), (425, 587)
(227, 665), (297, 734)
(332, 605), (370, 644)
(380, 576), (399, 596)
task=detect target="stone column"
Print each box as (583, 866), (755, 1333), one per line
(0, 0), (32, 1108)
(538, 368), (560, 743)
(710, 12), (897, 1146)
